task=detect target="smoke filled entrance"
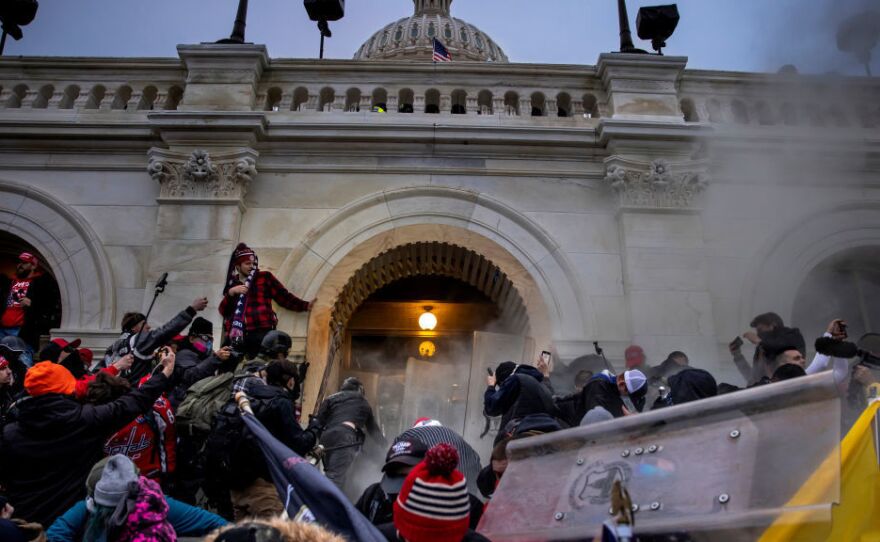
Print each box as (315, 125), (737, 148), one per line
(342, 274), (514, 440)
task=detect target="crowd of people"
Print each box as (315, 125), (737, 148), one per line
(0, 245), (877, 542)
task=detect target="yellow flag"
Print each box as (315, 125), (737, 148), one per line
(760, 400), (880, 541)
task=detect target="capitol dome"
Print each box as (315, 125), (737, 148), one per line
(353, 0), (509, 63)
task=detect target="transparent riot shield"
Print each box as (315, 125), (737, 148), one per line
(478, 372), (841, 541)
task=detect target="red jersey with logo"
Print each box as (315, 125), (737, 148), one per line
(1, 276), (33, 327)
(104, 395), (177, 479)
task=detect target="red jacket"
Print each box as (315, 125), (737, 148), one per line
(219, 270), (309, 334)
(104, 393), (176, 479)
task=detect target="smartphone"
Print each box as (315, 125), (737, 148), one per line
(486, 367), (494, 376)
(838, 321), (848, 339)
(729, 336), (744, 350)
(541, 351), (551, 363)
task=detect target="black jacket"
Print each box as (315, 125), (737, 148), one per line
(484, 366), (562, 441)
(250, 382), (316, 456)
(577, 374), (625, 421)
(316, 390), (382, 439)
(0, 372), (170, 526)
(104, 307), (197, 383)
(0, 273), (60, 350)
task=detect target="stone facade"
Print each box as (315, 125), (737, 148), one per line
(0, 42), (877, 409)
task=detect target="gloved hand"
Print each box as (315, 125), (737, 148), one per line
(306, 415), (323, 439)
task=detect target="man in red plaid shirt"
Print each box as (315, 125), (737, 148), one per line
(220, 244), (313, 358)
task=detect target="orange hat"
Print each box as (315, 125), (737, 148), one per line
(24, 361), (76, 397)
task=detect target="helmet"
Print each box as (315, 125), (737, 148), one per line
(341, 376), (364, 394)
(260, 330), (292, 356)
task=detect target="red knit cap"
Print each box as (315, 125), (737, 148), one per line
(393, 443), (470, 542)
(24, 361), (76, 397)
(0, 355), (8, 370)
(18, 252), (38, 266)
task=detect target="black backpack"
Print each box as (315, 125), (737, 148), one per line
(203, 399), (263, 492)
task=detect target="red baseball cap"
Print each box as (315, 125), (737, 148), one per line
(0, 355), (9, 370)
(51, 338), (82, 350)
(624, 345), (646, 368)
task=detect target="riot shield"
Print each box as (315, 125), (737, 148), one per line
(478, 372), (841, 541)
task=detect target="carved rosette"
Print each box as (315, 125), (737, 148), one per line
(148, 148), (257, 202)
(604, 159), (709, 209)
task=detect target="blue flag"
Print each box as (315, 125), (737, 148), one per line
(240, 411), (387, 542)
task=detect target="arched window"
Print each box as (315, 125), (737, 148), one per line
(110, 85), (132, 110)
(264, 87), (283, 112)
(6, 85), (27, 108)
(477, 90), (493, 115)
(780, 103), (797, 126)
(410, 23), (420, 39)
(755, 101), (775, 125)
(444, 24), (453, 40)
(530, 92), (546, 117)
(345, 88), (362, 112)
(319, 87), (335, 112)
(380, 31), (389, 47)
(31, 85), (54, 109)
(731, 100), (749, 124)
(372, 88), (388, 111)
(582, 93), (599, 118)
(395, 26), (404, 42)
(556, 92), (572, 117)
(58, 85), (81, 109)
(398, 88), (415, 113)
(137, 85), (158, 111)
(451, 89), (467, 114)
(427, 22), (436, 38)
(707, 99), (722, 122)
(504, 91), (519, 115)
(292, 87), (309, 111)
(425, 88), (440, 114)
(680, 98), (699, 122)
(83, 85), (105, 110)
(474, 33), (484, 50)
(163, 85), (184, 110)
(459, 27), (469, 43)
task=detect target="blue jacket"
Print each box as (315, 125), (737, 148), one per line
(46, 497), (227, 541)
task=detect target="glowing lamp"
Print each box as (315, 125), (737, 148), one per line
(419, 340), (436, 358)
(418, 307), (437, 331)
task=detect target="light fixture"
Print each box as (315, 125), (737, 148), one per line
(418, 306), (437, 331)
(419, 340), (436, 358)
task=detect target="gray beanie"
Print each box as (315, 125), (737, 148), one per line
(94, 455), (138, 507)
(580, 406), (614, 426)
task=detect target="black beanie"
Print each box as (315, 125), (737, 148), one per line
(495, 361), (517, 385)
(772, 363), (806, 382)
(189, 317), (213, 337)
(38, 342), (62, 363)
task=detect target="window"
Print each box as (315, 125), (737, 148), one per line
(444, 24), (453, 39)
(459, 27), (468, 43)
(475, 34), (484, 50)
(395, 26), (403, 42)
(411, 23), (420, 38)
(380, 31), (389, 47)
(427, 22), (436, 38)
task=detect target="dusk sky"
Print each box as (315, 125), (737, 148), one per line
(2, 0), (878, 75)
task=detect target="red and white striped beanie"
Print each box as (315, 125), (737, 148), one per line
(393, 443), (470, 542)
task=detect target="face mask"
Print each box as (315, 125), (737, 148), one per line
(193, 339), (213, 355)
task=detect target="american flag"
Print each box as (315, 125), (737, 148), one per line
(432, 38), (452, 62)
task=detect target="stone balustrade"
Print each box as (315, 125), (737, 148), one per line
(0, 55), (878, 129)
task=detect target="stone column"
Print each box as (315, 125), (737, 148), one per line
(604, 156), (719, 370)
(177, 44), (269, 111)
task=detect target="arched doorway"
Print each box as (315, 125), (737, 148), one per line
(0, 231), (62, 349)
(792, 246), (880, 340)
(315, 241), (535, 461)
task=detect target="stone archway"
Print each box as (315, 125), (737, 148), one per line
(743, 201), (880, 326)
(277, 185), (593, 412)
(0, 180), (116, 331)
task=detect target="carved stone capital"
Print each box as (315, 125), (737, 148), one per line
(604, 157), (709, 210)
(147, 148), (258, 207)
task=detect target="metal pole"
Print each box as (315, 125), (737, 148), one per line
(0, 31), (7, 56)
(320, 33), (325, 59)
(617, 0), (636, 52)
(218, 0), (248, 44)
